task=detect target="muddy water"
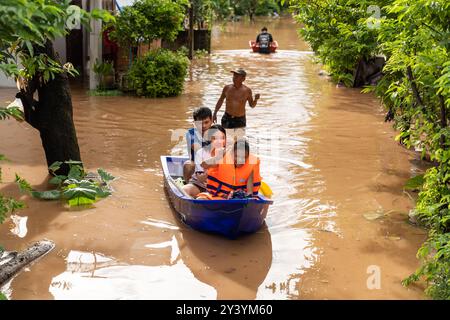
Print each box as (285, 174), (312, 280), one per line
(0, 17), (427, 299)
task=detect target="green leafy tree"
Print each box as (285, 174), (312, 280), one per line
(110, 0), (188, 49)
(290, 0), (386, 86)
(210, 0), (232, 20)
(377, 0), (449, 299)
(0, 0), (113, 175)
(233, 0), (259, 20)
(193, 0), (214, 29)
(231, 0), (279, 20)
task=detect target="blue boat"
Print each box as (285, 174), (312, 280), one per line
(161, 156), (273, 239)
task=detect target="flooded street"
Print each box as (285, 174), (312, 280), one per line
(0, 17), (427, 299)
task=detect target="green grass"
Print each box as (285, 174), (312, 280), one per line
(87, 89), (123, 97)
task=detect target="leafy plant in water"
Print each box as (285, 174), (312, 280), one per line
(0, 107), (24, 122)
(16, 161), (115, 208)
(0, 194), (25, 224)
(93, 60), (114, 77)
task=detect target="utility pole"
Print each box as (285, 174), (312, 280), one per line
(188, 0), (194, 60)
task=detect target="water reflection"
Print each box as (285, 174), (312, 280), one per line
(175, 224), (272, 300)
(50, 249), (216, 299)
(10, 215), (28, 238)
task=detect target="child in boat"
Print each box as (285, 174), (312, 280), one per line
(183, 107), (213, 183)
(197, 139), (261, 200)
(182, 124), (227, 198)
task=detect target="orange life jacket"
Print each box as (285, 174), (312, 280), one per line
(205, 153), (262, 199)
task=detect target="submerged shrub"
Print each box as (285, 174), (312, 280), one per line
(127, 48), (189, 98)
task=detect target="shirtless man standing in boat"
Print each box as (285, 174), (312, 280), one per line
(213, 68), (260, 147)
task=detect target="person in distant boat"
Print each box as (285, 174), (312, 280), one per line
(256, 27), (273, 54)
(213, 68), (259, 146)
(182, 125), (227, 198)
(197, 139), (261, 200)
(183, 107), (213, 183)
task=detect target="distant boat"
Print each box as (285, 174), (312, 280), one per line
(161, 156), (273, 239)
(249, 40), (279, 53)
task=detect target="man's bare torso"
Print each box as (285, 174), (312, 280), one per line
(224, 84), (251, 117)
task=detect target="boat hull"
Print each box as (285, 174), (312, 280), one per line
(161, 156), (273, 238)
(249, 40), (278, 53)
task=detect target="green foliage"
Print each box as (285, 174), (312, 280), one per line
(194, 49), (209, 59)
(16, 161), (115, 208)
(0, 0), (113, 81)
(0, 154), (4, 182)
(414, 167), (450, 233)
(191, 0), (282, 24)
(87, 89), (123, 97)
(0, 292), (7, 300)
(93, 60), (114, 76)
(232, 0), (280, 17)
(1, 170), (25, 224)
(177, 45), (189, 57)
(254, 0), (280, 16)
(210, 0), (233, 20)
(93, 60), (115, 90)
(98, 168), (115, 184)
(127, 48), (189, 97)
(289, 0), (450, 299)
(110, 0), (188, 47)
(377, 1), (449, 299)
(290, 0), (385, 85)
(0, 107), (24, 122)
(404, 174), (425, 191)
(0, 194), (25, 224)
(403, 231), (450, 299)
(193, 0), (214, 29)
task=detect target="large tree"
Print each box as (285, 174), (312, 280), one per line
(0, 0), (112, 175)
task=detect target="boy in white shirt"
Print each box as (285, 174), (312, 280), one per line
(182, 124), (227, 198)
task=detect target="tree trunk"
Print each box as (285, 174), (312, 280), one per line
(0, 240), (55, 286)
(406, 66), (425, 109)
(17, 40), (82, 176)
(439, 94), (447, 148)
(188, 0), (194, 60)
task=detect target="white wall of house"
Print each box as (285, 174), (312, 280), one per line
(89, 0), (103, 90)
(0, 73), (15, 88)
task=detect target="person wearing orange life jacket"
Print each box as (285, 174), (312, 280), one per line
(197, 139), (261, 200)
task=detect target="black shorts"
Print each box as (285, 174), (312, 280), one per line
(221, 112), (246, 129)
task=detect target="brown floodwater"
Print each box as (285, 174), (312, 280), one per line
(0, 17), (428, 299)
